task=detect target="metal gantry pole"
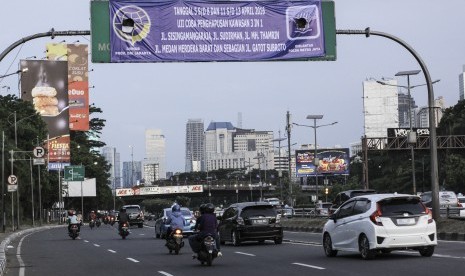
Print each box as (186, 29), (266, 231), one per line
(30, 157), (34, 227)
(406, 75), (417, 195)
(336, 28), (440, 219)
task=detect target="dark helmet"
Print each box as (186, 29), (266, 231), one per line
(205, 203), (215, 214)
(172, 204), (180, 212)
(199, 204), (207, 214)
(120, 207), (126, 213)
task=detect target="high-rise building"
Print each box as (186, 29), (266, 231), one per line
(398, 92), (417, 128)
(185, 119), (205, 172)
(122, 161), (142, 187)
(145, 129), (166, 179)
(459, 65), (465, 101)
(204, 122), (274, 171)
(416, 96), (446, 128)
(101, 147), (121, 189)
(363, 79), (399, 138)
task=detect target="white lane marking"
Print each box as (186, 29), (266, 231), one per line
(158, 271), (174, 276)
(284, 241), (321, 247)
(140, 233), (145, 236)
(127, 257), (140, 263)
(84, 240), (89, 243)
(235, 251), (256, 256)
(7, 245), (14, 248)
(93, 244), (100, 247)
(108, 249), (117, 253)
(17, 232), (36, 276)
(293, 262), (326, 270)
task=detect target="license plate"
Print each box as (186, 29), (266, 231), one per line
(254, 219), (268, 224)
(397, 218), (415, 225)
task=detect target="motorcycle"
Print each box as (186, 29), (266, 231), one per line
(89, 219), (95, 229)
(109, 216), (116, 226)
(96, 219), (101, 228)
(166, 228), (184, 254)
(119, 222), (130, 239)
(196, 234), (218, 266)
(68, 224), (80, 240)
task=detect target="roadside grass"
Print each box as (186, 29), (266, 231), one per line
(281, 217), (465, 233)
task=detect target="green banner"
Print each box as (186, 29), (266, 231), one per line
(64, 165), (85, 181)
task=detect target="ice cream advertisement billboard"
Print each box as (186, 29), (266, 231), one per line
(20, 60), (70, 166)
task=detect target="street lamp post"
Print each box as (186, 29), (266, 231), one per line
(396, 70), (420, 195)
(129, 145), (134, 186)
(307, 115), (324, 204)
(377, 75), (440, 195)
(272, 133), (286, 204)
(253, 153), (263, 201)
(293, 117), (338, 204)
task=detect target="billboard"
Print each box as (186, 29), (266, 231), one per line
(295, 148), (350, 177)
(20, 60), (70, 166)
(91, 0), (336, 62)
(47, 43), (90, 131)
(109, 0), (325, 62)
(63, 178), (97, 197)
(116, 184), (203, 196)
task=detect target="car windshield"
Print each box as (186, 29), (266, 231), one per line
(379, 197), (425, 216)
(420, 193), (432, 202)
(240, 206), (276, 218)
(125, 207), (140, 213)
(166, 209), (192, 217)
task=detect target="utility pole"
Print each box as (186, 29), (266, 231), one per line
(286, 111), (293, 207)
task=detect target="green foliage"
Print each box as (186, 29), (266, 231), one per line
(141, 198), (173, 215)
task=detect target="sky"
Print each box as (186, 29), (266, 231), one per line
(1, 0), (464, 173)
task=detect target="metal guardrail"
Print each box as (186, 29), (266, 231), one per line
(292, 208), (330, 218)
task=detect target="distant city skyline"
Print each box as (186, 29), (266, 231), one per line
(1, 1), (464, 173)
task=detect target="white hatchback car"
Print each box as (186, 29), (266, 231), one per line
(322, 193), (437, 260)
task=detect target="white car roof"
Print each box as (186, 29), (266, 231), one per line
(351, 193), (419, 202)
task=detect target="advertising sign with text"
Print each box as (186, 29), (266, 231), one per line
(296, 148), (350, 177)
(20, 60), (70, 165)
(109, 0), (325, 62)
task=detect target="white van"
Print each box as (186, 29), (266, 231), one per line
(263, 198), (280, 206)
(420, 191), (459, 208)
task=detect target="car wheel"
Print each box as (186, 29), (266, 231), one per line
(323, 233), (338, 257)
(156, 232), (160, 239)
(138, 223), (143, 228)
(419, 246), (435, 257)
(232, 231), (241, 246)
(274, 237), (283, 245)
(359, 234), (376, 260)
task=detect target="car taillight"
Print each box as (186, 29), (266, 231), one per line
(236, 217), (244, 225)
(369, 204), (383, 226)
(276, 214), (281, 223)
(140, 211), (144, 219)
(424, 206), (433, 224)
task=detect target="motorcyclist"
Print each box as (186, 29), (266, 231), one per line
(117, 207), (130, 232)
(89, 210), (97, 221)
(67, 208), (80, 232)
(165, 204), (186, 244)
(188, 203), (222, 258)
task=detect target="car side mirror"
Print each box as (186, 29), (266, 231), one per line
(329, 213), (337, 222)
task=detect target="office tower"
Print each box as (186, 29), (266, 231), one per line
(101, 147), (121, 189)
(205, 121), (274, 171)
(145, 129), (166, 179)
(398, 92), (417, 128)
(122, 161), (142, 187)
(185, 119), (205, 172)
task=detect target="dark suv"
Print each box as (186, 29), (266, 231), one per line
(218, 202), (283, 246)
(330, 189), (376, 214)
(122, 205), (144, 228)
